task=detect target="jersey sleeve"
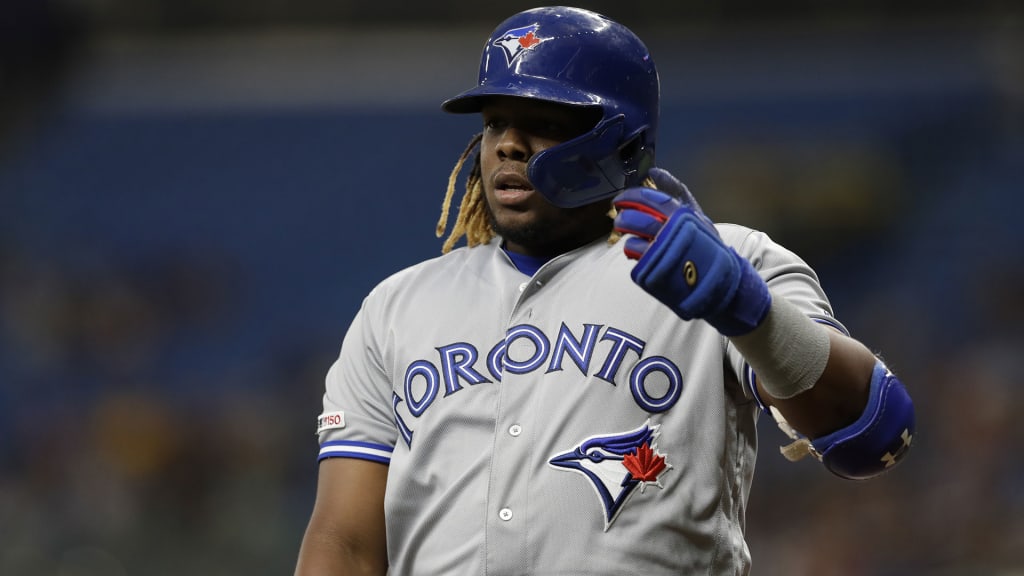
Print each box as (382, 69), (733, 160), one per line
(316, 288), (399, 465)
(719, 225), (849, 406)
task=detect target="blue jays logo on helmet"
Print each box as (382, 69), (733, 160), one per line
(549, 421), (672, 530)
(492, 24), (547, 66)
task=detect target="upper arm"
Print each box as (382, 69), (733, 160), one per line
(295, 457), (389, 576)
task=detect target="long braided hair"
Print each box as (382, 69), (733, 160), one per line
(436, 133), (645, 254)
(436, 133), (491, 254)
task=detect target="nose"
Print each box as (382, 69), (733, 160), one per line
(495, 125), (530, 162)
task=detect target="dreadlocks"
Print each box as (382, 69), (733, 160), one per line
(436, 133), (492, 254)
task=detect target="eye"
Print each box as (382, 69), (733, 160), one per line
(587, 451), (606, 463)
(532, 119), (570, 139)
(483, 117), (507, 132)
(547, 123), (568, 137)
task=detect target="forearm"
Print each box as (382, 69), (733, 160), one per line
(295, 521), (388, 576)
(295, 459), (389, 576)
(731, 295), (874, 439)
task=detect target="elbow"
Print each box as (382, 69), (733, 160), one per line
(810, 361), (916, 480)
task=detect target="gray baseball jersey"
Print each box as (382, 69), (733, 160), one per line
(316, 224), (844, 575)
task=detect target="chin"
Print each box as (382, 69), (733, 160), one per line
(495, 218), (549, 246)
(487, 206), (550, 245)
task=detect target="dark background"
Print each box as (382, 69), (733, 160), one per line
(2, 1), (1022, 574)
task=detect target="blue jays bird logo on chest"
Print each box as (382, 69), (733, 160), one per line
(492, 24), (548, 66)
(549, 421), (672, 530)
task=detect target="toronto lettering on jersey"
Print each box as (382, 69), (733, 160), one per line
(392, 322), (683, 446)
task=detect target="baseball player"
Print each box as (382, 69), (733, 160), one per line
(295, 6), (915, 575)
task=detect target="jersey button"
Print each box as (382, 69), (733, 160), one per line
(508, 424), (522, 437)
(499, 508), (513, 521)
(518, 282), (528, 292)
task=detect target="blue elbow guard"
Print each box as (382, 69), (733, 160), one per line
(810, 362), (915, 480)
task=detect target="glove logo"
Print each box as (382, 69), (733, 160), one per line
(548, 421), (672, 531)
(683, 260), (698, 287)
(492, 24), (548, 66)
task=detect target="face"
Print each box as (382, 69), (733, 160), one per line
(479, 96), (612, 257)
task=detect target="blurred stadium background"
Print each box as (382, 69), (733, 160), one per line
(1, 1), (1022, 574)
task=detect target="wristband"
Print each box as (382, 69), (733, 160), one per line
(731, 296), (830, 399)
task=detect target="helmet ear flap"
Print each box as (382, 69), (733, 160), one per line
(528, 115), (627, 208)
(527, 116), (657, 208)
(617, 132), (655, 187)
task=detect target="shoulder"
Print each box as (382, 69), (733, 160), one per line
(364, 241), (502, 303)
(717, 223), (841, 324)
(716, 222), (773, 255)
(715, 223), (812, 275)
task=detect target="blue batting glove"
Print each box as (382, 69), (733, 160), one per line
(612, 168), (772, 336)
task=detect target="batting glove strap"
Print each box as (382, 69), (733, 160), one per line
(630, 207), (772, 336)
(810, 362), (916, 480)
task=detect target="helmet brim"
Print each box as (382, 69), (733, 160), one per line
(441, 78), (601, 114)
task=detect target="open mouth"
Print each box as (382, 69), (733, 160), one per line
(493, 172), (535, 204)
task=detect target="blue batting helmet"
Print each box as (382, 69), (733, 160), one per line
(442, 6), (660, 208)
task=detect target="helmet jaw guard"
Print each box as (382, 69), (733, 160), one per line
(442, 7), (659, 208)
(527, 115), (654, 208)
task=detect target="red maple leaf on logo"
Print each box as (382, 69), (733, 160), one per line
(623, 442), (667, 482)
(519, 31), (541, 49)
